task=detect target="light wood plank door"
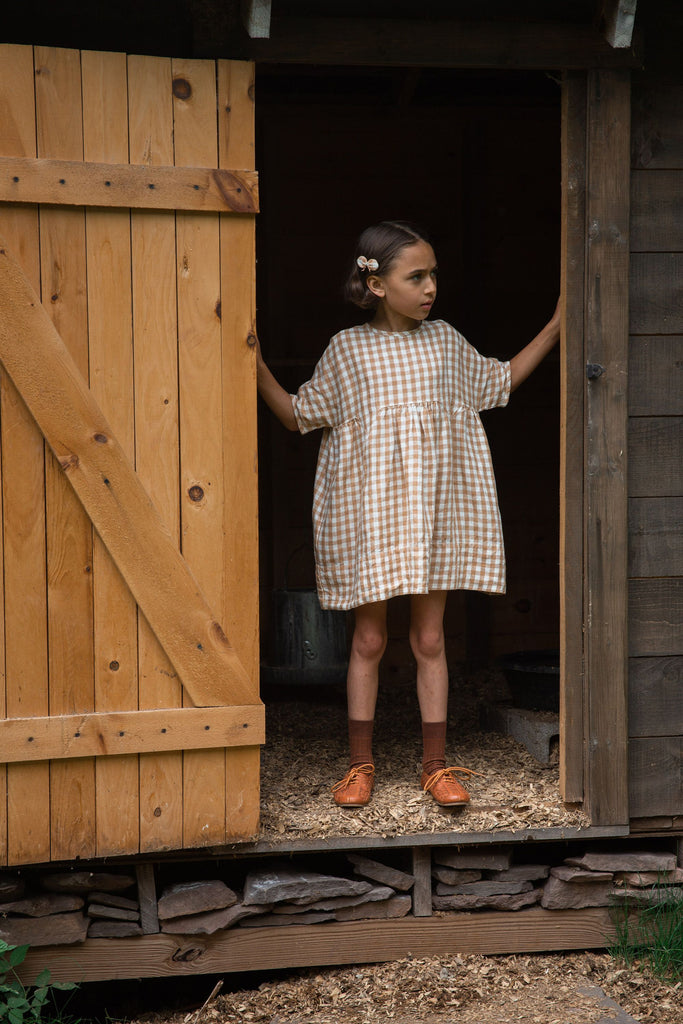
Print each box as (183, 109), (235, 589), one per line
(0, 44), (263, 865)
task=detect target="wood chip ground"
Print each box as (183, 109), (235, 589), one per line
(260, 667), (588, 841)
(131, 952), (683, 1024)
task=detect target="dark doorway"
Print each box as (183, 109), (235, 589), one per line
(255, 65), (561, 676)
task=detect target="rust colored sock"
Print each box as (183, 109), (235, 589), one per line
(348, 718), (374, 768)
(422, 720), (447, 777)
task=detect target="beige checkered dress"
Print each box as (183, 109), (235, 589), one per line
(291, 320), (511, 610)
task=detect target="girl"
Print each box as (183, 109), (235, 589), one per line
(256, 221), (560, 809)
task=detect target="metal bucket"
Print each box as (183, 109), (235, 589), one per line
(262, 588), (349, 686)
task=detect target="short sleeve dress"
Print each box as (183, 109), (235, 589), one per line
(291, 319), (511, 610)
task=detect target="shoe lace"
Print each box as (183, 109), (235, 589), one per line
(331, 763), (375, 794)
(423, 765), (483, 793)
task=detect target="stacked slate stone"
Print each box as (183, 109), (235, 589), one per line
(432, 848), (550, 911)
(541, 851), (682, 909)
(157, 879), (270, 934)
(158, 857), (414, 934)
(431, 848), (682, 912)
(0, 870), (136, 946)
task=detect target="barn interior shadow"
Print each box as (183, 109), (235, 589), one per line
(255, 66), (571, 841)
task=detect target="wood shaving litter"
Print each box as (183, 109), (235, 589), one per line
(131, 953), (683, 1024)
(260, 667), (589, 841)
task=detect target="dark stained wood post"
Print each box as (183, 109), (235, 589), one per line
(560, 71), (588, 805)
(583, 69), (631, 825)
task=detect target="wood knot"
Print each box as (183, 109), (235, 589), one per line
(210, 621), (229, 648)
(172, 77), (192, 101)
(94, 433), (108, 444)
(59, 453), (79, 471)
(211, 169), (255, 213)
(188, 485), (204, 502)
(172, 947), (203, 963)
(247, 332), (257, 348)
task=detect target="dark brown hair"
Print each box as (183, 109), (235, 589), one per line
(344, 221), (431, 310)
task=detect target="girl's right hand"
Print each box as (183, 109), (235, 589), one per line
(254, 334), (299, 431)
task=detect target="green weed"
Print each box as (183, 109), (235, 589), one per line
(609, 880), (683, 983)
(0, 940), (77, 1024)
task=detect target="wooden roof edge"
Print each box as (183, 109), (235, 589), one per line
(242, 16), (643, 70)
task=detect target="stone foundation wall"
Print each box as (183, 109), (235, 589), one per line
(0, 847), (680, 948)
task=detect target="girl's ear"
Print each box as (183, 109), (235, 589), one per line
(366, 274), (385, 299)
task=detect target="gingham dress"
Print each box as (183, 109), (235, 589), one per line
(291, 320), (511, 610)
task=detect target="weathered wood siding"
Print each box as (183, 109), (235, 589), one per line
(628, 56), (683, 817)
(0, 45), (263, 865)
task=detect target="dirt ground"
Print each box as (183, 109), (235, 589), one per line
(132, 952), (683, 1024)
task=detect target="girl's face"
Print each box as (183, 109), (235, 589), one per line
(368, 240), (437, 330)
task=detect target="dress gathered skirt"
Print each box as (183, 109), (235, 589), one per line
(291, 320), (511, 610)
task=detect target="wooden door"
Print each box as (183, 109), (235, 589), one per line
(0, 44), (263, 864)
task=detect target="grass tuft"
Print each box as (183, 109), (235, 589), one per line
(608, 876), (683, 983)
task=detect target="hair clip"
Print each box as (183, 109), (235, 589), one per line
(356, 255), (379, 273)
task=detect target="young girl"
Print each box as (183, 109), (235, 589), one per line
(256, 221), (560, 810)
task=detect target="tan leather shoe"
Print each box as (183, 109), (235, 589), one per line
(332, 763), (375, 807)
(421, 766), (481, 806)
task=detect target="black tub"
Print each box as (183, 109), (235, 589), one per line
(498, 649), (560, 712)
(262, 588), (349, 686)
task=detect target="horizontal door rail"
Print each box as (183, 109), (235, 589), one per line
(0, 705), (265, 763)
(0, 156), (258, 213)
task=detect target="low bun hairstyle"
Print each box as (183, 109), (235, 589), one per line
(343, 221), (431, 310)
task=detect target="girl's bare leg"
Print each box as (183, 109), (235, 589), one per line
(409, 591), (448, 722)
(347, 599), (388, 720)
(409, 591), (469, 805)
(332, 601), (387, 806)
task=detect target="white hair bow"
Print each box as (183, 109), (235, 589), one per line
(356, 255), (379, 272)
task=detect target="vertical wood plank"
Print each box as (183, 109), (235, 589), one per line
(0, 375), (4, 864)
(559, 72), (586, 804)
(136, 863), (160, 934)
(218, 60), (261, 840)
(173, 57), (228, 848)
(127, 54), (184, 853)
(81, 49), (140, 857)
(584, 69), (631, 825)
(411, 847), (432, 918)
(0, 43), (51, 866)
(35, 44), (97, 861)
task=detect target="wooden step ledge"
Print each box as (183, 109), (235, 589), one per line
(18, 907), (615, 984)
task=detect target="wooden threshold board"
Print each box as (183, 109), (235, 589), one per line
(18, 908), (616, 984)
(220, 823), (630, 857)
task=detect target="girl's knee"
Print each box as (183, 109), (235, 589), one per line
(352, 624), (387, 663)
(410, 625), (445, 662)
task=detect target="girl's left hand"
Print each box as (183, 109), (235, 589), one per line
(549, 296), (561, 330)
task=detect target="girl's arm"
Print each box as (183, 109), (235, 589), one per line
(255, 338), (299, 431)
(509, 299), (561, 393)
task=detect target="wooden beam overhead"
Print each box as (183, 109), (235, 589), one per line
(599, 1), (638, 48)
(242, 0), (272, 39)
(246, 17), (641, 69)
